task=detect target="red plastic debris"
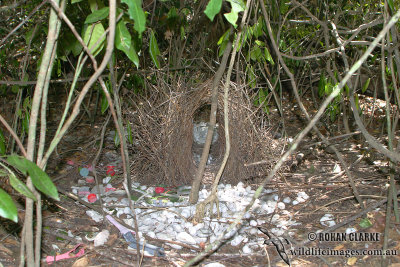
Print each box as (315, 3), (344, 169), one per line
(87, 194), (97, 203)
(155, 187), (165, 194)
(106, 166), (116, 176)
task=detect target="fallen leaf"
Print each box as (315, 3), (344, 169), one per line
(72, 256), (89, 267)
(347, 257), (357, 265)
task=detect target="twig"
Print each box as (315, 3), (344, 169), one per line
(123, 182), (142, 266)
(0, 114), (27, 157)
(0, 0), (47, 46)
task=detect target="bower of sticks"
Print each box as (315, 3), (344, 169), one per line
(125, 73), (284, 186)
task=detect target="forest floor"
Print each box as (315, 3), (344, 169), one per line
(0, 90), (400, 267)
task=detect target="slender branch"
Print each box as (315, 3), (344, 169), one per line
(0, 0), (47, 46)
(0, 114), (27, 157)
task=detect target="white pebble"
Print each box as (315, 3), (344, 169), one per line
(250, 220), (258, 226)
(204, 263), (226, 267)
(147, 231), (156, 238)
(169, 243), (183, 250)
(249, 228), (258, 235)
(177, 232), (197, 245)
(271, 228), (284, 236)
(277, 202), (285, 209)
(242, 244), (252, 254)
(231, 235), (244, 246)
(283, 197), (291, 203)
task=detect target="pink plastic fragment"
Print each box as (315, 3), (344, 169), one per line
(86, 176), (95, 183)
(46, 244), (85, 264)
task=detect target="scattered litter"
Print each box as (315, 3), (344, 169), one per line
(333, 163), (341, 173)
(94, 230), (109, 247)
(79, 175), (303, 257)
(87, 193), (97, 203)
(78, 186), (90, 196)
(46, 244), (85, 264)
(320, 214), (336, 227)
(86, 210), (103, 222)
(103, 176), (112, 184)
(155, 187), (165, 194)
(85, 176), (94, 183)
(91, 185), (105, 195)
(346, 227), (357, 234)
(106, 215), (165, 257)
(79, 167), (89, 177)
(106, 166), (115, 176)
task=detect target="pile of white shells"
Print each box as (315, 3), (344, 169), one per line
(82, 181), (318, 255)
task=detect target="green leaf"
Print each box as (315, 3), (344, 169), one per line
(149, 30), (161, 68)
(101, 92), (109, 114)
(361, 77), (370, 93)
(0, 129), (5, 155)
(121, 0), (146, 36)
(250, 45), (262, 61)
(224, 0), (245, 28)
(6, 155), (59, 200)
(280, 0), (289, 14)
(71, 0), (84, 3)
(217, 29), (231, 57)
(85, 7), (109, 24)
(7, 155), (28, 176)
(22, 112), (29, 134)
(0, 188), (18, 222)
(0, 161), (37, 201)
(11, 85), (19, 94)
(115, 21), (132, 51)
(115, 21), (139, 68)
(126, 123), (133, 144)
(204, 0), (222, 21)
(264, 47), (274, 65)
(24, 159), (59, 200)
(114, 130), (120, 147)
(83, 23), (106, 57)
(318, 74), (326, 97)
(359, 218), (373, 228)
(354, 94), (359, 111)
(9, 171), (37, 201)
(387, 0), (394, 12)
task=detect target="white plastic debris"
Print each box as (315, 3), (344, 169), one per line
(320, 214), (336, 227)
(94, 230), (109, 247)
(333, 163), (341, 173)
(103, 176), (112, 184)
(86, 210), (103, 222)
(346, 227), (357, 234)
